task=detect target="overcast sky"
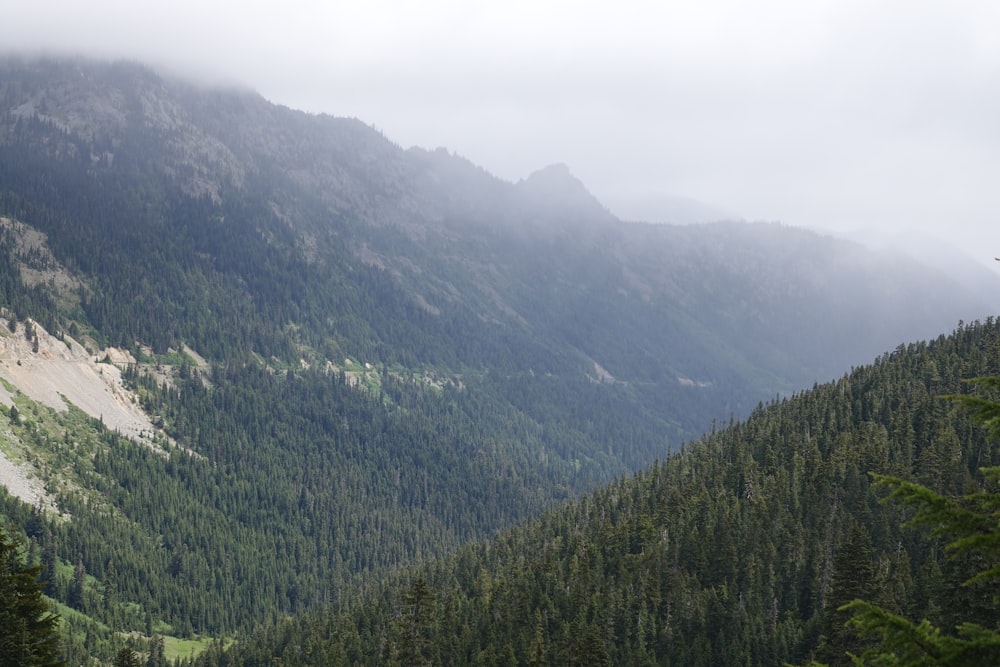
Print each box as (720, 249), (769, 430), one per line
(5, 1), (1000, 269)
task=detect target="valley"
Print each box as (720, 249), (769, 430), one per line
(0, 55), (998, 665)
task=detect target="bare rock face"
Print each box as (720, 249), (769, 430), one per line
(0, 315), (174, 511)
(0, 318), (160, 446)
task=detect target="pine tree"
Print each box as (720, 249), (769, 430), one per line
(397, 578), (438, 667)
(0, 524), (64, 666)
(818, 522), (876, 665)
(527, 609), (548, 666)
(146, 635), (166, 667)
(68, 555), (86, 611)
(114, 646), (142, 667)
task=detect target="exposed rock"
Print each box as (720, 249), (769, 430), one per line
(0, 319), (163, 448)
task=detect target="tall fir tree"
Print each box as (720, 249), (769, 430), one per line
(0, 523), (63, 666)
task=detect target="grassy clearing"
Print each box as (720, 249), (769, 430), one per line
(163, 634), (233, 661)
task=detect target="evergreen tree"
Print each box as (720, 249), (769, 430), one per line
(397, 578), (438, 667)
(818, 522), (876, 665)
(114, 646), (142, 667)
(68, 555), (86, 611)
(146, 635), (166, 667)
(841, 379), (1000, 665)
(0, 524), (63, 666)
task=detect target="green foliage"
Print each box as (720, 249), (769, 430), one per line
(841, 600), (1000, 666)
(945, 377), (1000, 442)
(195, 320), (1000, 666)
(3, 57), (1000, 666)
(0, 523), (63, 666)
(818, 522), (877, 665)
(0, 354), (682, 651)
(834, 385), (1000, 666)
(114, 646), (142, 667)
(393, 578), (439, 666)
(874, 468), (1000, 587)
(843, 470), (1000, 667)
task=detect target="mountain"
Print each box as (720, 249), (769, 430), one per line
(601, 189), (734, 225)
(0, 55), (991, 386)
(0, 54), (997, 660)
(192, 318), (1000, 666)
(829, 225), (1000, 312)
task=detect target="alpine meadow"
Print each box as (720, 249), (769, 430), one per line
(0, 56), (999, 665)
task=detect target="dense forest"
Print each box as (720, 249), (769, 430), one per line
(186, 320), (1000, 666)
(0, 56), (999, 664)
(0, 354), (685, 658)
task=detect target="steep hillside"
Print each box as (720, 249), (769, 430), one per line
(0, 55), (992, 389)
(0, 55), (998, 662)
(197, 319), (1000, 666)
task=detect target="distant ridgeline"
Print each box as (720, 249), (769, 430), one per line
(190, 319), (1000, 666)
(0, 56), (992, 407)
(0, 55), (998, 663)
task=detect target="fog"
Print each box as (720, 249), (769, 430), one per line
(5, 1), (1000, 272)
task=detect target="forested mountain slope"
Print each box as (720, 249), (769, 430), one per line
(195, 319), (1000, 666)
(0, 55), (992, 393)
(0, 54), (997, 662)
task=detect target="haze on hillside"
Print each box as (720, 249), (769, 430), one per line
(3, 50), (1000, 665)
(4, 1), (1000, 271)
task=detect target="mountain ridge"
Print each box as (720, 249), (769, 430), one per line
(1, 53), (996, 455)
(1, 53), (996, 482)
(0, 54), (998, 662)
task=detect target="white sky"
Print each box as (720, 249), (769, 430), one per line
(5, 1), (1000, 269)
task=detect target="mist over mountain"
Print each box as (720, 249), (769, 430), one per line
(5, 55), (989, 390)
(601, 189), (734, 225)
(0, 54), (997, 662)
(830, 225), (1000, 311)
